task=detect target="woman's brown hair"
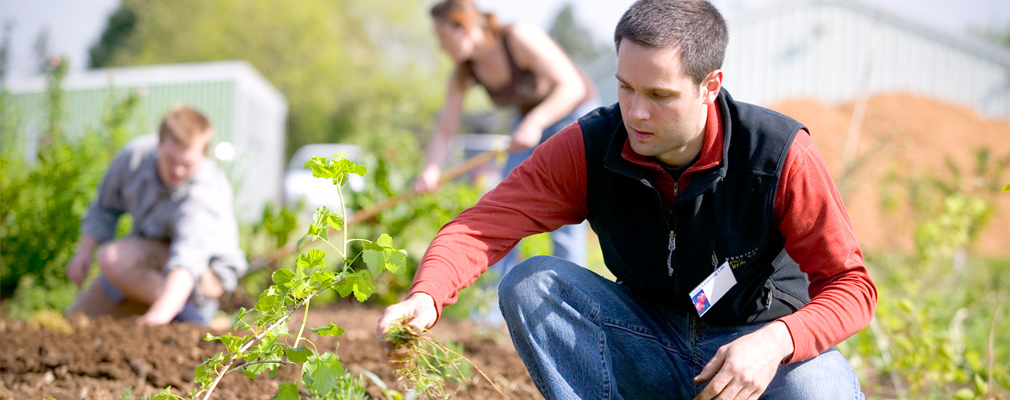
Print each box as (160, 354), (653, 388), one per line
(430, 0), (502, 38)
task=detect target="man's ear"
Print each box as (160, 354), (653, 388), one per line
(701, 70), (723, 105)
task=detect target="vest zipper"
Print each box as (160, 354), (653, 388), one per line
(667, 180), (680, 276)
(667, 230), (676, 276)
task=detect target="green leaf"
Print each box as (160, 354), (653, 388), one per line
(285, 345), (313, 363)
(273, 383), (300, 400)
(296, 249), (327, 271)
(272, 268), (295, 285)
(1003, 182), (1009, 191)
(311, 322), (345, 337)
(974, 373), (988, 395)
(953, 388), (975, 400)
(362, 233), (407, 276)
(255, 285), (285, 313)
(148, 387), (183, 400)
(313, 206), (344, 231)
(334, 270), (377, 302)
(304, 156), (334, 179)
(302, 353), (344, 395)
(311, 269), (338, 287)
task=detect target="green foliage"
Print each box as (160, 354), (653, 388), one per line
(841, 151), (1010, 399)
(92, 0), (447, 158)
(915, 194), (993, 264)
(344, 152), (482, 306)
(190, 153), (408, 399)
(0, 58), (137, 308)
(88, 6), (137, 68)
(843, 256), (1009, 399)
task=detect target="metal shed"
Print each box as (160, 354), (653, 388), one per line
(6, 60), (288, 222)
(721, 0), (1010, 121)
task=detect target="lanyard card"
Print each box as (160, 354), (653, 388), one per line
(689, 261), (737, 317)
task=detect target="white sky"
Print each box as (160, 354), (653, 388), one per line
(1, 0), (1008, 80)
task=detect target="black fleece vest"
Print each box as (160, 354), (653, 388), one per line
(581, 89), (811, 325)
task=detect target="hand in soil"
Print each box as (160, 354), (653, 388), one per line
(376, 292), (437, 365)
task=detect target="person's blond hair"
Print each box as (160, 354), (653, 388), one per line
(158, 104), (214, 149)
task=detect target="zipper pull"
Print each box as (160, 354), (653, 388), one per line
(667, 230), (676, 276)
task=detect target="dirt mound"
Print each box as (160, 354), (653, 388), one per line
(0, 303), (542, 400)
(771, 93), (1010, 256)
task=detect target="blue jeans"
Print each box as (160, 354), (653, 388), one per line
(472, 101), (598, 325)
(499, 256), (865, 400)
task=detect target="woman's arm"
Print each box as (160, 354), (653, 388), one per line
(506, 23), (588, 150)
(416, 67), (474, 193)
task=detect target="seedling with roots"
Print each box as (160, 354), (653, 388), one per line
(385, 319), (514, 400)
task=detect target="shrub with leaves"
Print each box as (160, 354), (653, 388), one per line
(1, 58), (138, 316)
(156, 152), (409, 400)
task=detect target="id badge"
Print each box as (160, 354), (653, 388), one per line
(689, 261), (737, 317)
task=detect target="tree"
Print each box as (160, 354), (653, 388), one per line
(89, 0), (449, 158)
(547, 3), (607, 68)
(88, 7), (137, 69)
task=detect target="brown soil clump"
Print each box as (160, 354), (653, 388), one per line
(771, 93), (1010, 256)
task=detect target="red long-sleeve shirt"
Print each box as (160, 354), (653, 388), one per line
(410, 102), (877, 363)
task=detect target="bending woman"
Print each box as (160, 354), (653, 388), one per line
(416, 0), (598, 324)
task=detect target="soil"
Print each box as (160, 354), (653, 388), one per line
(0, 301), (543, 400)
(770, 93), (1010, 256)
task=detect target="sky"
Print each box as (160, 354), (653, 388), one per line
(1, 0), (1008, 80)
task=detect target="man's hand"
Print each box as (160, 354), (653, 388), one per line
(66, 253), (93, 286)
(67, 235), (99, 286)
(376, 292), (438, 365)
(693, 321), (794, 400)
(138, 268), (194, 325)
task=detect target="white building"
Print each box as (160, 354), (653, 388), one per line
(6, 60), (288, 222)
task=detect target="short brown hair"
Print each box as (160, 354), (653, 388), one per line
(614, 0), (728, 85)
(158, 104), (214, 148)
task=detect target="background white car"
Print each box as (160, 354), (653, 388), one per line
(283, 143), (365, 213)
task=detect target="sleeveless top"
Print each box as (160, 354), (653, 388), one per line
(463, 27), (595, 116)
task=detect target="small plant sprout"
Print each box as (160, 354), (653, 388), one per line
(183, 152), (408, 400)
(385, 319), (514, 400)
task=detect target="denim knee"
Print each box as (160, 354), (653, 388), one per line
(765, 348), (864, 399)
(498, 255), (557, 310)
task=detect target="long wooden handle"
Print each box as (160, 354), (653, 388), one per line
(250, 148), (506, 270)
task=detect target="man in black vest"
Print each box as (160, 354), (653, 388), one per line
(379, 0), (877, 398)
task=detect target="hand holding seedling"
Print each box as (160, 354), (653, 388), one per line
(376, 292), (438, 364)
(693, 321), (793, 400)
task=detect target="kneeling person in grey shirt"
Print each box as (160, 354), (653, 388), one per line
(66, 104), (247, 325)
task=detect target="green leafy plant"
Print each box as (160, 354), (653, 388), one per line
(1, 57), (138, 316)
(156, 152), (410, 400)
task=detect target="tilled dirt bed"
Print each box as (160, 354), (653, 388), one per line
(0, 302), (543, 400)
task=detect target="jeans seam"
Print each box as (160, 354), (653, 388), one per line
(600, 321), (687, 359)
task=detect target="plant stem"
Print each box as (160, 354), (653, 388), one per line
(294, 298), (312, 348)
(197, 281), (342, 400)
(337, 184), (348, 265)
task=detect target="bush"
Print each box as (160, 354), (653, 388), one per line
(0, 58), (137, 314)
